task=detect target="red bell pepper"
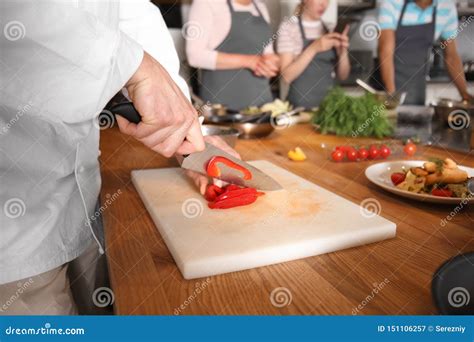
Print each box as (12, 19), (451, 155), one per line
(208, 193), (258, 209)
(215, 187), (257, 202)
(206, 156), (252, 180)
(204, 185), (224, 202)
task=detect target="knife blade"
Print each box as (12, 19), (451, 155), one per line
(109, 102), (283, 191)
(181, 142), (282, 191)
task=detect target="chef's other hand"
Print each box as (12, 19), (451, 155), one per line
(118, 52), (205, 158)
(252, 54), (280, 78)
(185, 136), (241, 195)
(313, 33), (342, 53)
(336, 25), (350, 55)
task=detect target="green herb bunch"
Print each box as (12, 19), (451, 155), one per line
(312, 87), (394, 138)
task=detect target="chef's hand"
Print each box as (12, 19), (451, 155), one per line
(312, 33), (343, 53)
(336, 25), (350, 56)
(461, 92), (473, 104)
(185, 136), (241, 195)
(250, 54), (280, 78)
(117, 52), (205, 158)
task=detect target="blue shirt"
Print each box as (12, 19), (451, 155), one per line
(378, 0), (459, 41)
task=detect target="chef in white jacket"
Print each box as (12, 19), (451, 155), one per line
(0, 0), (206, 314)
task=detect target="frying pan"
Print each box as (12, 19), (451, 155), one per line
(432, 252), (474, 314)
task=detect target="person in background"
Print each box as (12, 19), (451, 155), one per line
(186, 0), (280, 110)
(377, 0), (473, 105)
(278, 0), (351, 109)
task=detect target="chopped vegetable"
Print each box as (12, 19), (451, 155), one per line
(288, 147), (307, 161)
(206, 156), (252, 180)
(312, 87), (393, 138)
(205, 184), (264, 210)
(204, 185), (224, 202)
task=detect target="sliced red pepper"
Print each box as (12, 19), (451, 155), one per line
(223, 184), (241, 192)
(215, 187), (257, 202)
(204, 185), (224, 202)
(206, 156), (252, 180)
(208, 193), (258, 209)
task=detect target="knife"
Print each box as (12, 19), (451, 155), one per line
(109, 102), (283, 191)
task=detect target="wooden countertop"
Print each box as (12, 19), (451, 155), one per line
(99, 124), (474, 315)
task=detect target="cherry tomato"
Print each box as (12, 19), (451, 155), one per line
(357, 148), (369, 160)
(335, 146), (350, 153)
(391, 172), (406, 186)
(404, 142), (417, 156)
(368, 145), (380, 159)
(346, 148), (358, 162)
(431, 188), (453, 197)
(331, 149), (344, 162)
(380, 145), (391, 159)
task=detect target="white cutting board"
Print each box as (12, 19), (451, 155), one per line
(132, 161), (396, 280)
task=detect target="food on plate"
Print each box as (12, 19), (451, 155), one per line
(288, 147), (307, 161)
(312, 87), (393, 138)
(206, 156), (252, 180)
(204, 184), (265, 209)
(391, 158), (471, 198)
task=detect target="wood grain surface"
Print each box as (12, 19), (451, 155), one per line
(99, 124), (474, 315)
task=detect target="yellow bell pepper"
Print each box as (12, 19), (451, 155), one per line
(288, 147), (307, 162)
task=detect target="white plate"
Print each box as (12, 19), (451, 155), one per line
(365, 161), (474, 204)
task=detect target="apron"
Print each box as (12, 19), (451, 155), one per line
(287, 17), (336, 109)
(394, 0), (436, 105)
(200, 0), (273, 110)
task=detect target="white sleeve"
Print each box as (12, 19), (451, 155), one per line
(185, 0), (219, 70)
(119, 0), (190, 99)
(0, 1), (144, 123)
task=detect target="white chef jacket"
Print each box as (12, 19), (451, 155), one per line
(0, 0), (188, 284)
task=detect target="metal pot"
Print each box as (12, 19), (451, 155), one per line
(232, 122), (275, 140)
(430, 98), (474, 130)
(201, 125), (240, 147)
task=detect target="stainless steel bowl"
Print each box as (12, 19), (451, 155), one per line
(430, 98), (474, 130)
(201, 125), (240, 147)
(232, 122), (275, 139)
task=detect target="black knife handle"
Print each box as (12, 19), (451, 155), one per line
(110, 101), (192, 158)
(110, 102), (141, 124)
